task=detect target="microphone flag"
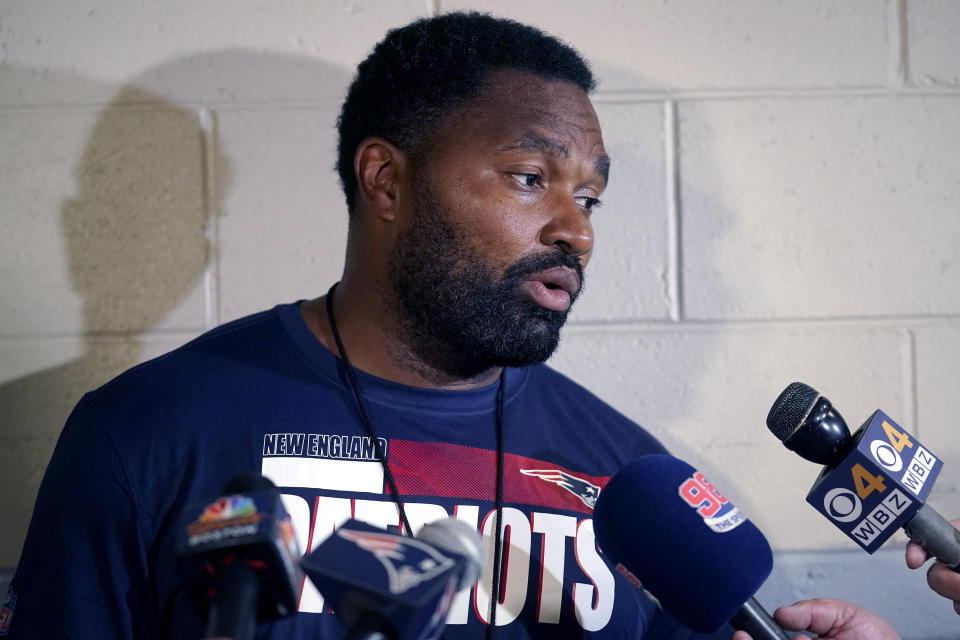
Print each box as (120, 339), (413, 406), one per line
(301, 519), (463, 640)
(808, 410), (942, 553)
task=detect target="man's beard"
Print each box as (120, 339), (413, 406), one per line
(387, 181), (584, 380)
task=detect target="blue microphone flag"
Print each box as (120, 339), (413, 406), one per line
(807, 409), (942, 552)
(301, 519), (462, 640)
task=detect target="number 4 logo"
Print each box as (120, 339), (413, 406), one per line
(850, 463), (886, 500)
(882, 420), (913, 452)
(848, 419), (914, 500)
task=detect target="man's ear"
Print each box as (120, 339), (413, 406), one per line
(354, 137), (409, 221)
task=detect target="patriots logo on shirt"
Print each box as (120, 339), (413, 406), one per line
(337, 528), (456, 594)
(520, 468), (600, 508)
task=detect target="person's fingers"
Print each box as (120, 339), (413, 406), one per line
(906, 519), (960, 571)
(927, 562), (960, 604)
(905, 540), (931, 569)
(731, 628), (805, 640)
(775, 598), (903, 639)
(773, 598), (849, 635)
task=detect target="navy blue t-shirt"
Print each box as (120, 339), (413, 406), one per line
(6, 302), (731, 639)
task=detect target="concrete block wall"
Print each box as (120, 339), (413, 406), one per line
(2, 1), (959, 637)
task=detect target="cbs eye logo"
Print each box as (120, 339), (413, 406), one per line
(823, 487), (863, 523)
(870, 439), (903, 472)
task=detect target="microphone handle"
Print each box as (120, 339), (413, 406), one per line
(729, 596), (790, 640)
(205, 562), (260, 640)
(903, 502), (960, 572)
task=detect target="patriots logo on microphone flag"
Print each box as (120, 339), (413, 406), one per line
(338, 528), (457, 594)
(302, 520), (464, 640)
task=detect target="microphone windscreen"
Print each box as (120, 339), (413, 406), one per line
(593, 454), (773, 633)
(766, 381), (819, 442)
(416, 519), (485, 590)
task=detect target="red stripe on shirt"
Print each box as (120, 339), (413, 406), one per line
(386, 439), (608, 514)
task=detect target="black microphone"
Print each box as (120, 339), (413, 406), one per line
(301, 518), (483, 640)
(593, 454), (789, 639)
(177, 474), (304, 640)
(767, 382), (959, 570)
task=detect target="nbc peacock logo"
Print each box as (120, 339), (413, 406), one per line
(186, 494), (263, 539)
(199, 495), (257, 522)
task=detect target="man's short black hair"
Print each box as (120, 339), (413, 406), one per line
(336, 11), (596, 211)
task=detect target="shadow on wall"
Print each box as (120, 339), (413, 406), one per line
(0, 51), (351, 566)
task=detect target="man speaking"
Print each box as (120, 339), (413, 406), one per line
(3, 11), (909, 640)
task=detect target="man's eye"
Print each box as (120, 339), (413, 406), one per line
(576, 196), (602, 212)
(511, 173), (541, 187)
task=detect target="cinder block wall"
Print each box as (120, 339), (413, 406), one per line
(2, 1), (958, 636)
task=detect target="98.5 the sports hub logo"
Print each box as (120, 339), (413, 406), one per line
(678, 470), (746, 533)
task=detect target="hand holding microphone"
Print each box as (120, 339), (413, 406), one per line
(766, 382), (958, 568)
(906, 517), (960, 614)
(766, 381), (960, 616)
(732, 598), (900, 640)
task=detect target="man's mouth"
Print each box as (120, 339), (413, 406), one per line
(518, 266), (581, 312)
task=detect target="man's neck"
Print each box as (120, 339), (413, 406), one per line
(299, 281), (503, 391)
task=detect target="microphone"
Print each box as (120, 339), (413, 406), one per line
(766, 382), (959, 570)
(301, 518), (482, 640)
(593, 454), (789, 639)
(177, 474), (304, 640)
(415, 518), (486, 591)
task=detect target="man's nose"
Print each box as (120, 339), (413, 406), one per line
(538, 195), (594, 261)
